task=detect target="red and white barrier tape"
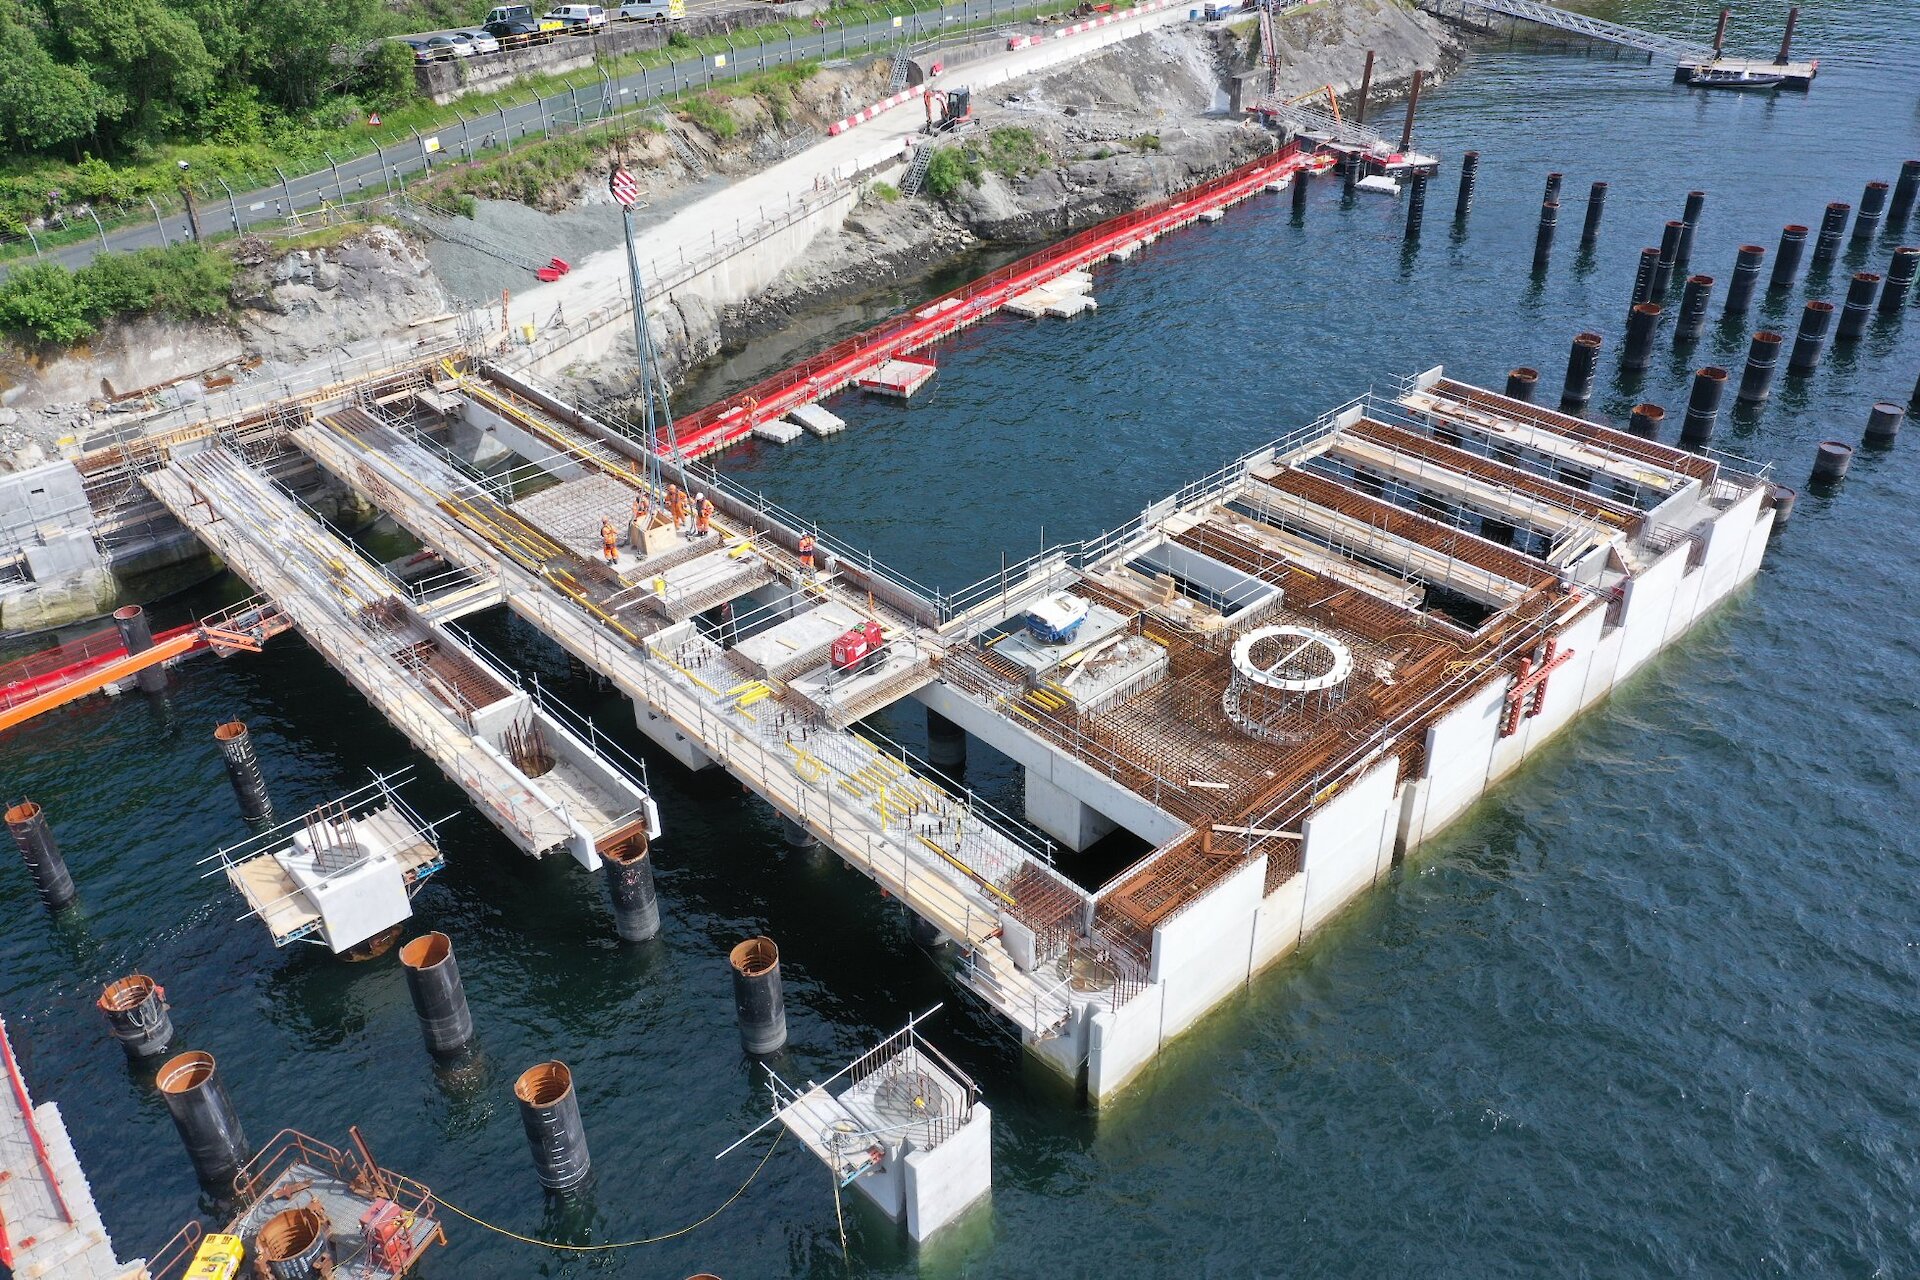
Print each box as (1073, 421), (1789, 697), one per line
(826, 87), (920, 136)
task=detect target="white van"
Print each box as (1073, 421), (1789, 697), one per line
(616, 0), (684, 21)
(545, 4), (608, 27)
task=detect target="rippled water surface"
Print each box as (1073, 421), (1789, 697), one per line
(5, 1), (1919, 1274)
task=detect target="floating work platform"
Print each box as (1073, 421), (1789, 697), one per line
(0, 1016), (146, 1279)
(753, 418), (804, 445)
(857, 357), (938, 400)
(148, 1128), (446, 1280)
(790, 403), (847, 437)
(666, 144), (1317, 459)
(1006, 270), (1096, 319)
(1673, 56), (1818, 89)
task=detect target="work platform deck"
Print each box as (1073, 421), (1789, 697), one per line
(146, 437), (657, 888)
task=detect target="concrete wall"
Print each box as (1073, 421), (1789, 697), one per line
(1078, 491), (1778, 1104)
(516, 180), (866, 381)
(917, 681), (1187, 847)
(902, 1103), (992, 1242)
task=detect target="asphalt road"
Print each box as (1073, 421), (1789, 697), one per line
(6, 0), (1037, 276)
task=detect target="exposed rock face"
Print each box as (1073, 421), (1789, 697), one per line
(228, 226), (450, 360)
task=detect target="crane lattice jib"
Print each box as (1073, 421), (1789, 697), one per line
(1429, 0), (1714, 61)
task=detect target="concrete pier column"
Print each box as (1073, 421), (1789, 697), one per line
(1836, 272), (1880, 342)
(1532, 200), (1559, 272)
(1652, 220), (1684, 301)
(1580, 181), (1607, 251)
(1736, 331), (1784, 404)
(98, 974), (173, 1059)
(1505, 367), (1538, 402)
(780, 815), (818, 849)
(1405, 171), (1428, 242)
(1787, 301), (1834, 375)
(603, 843), (661, 942)
(1767, 485), (1797, 527)
(213, 721), (272, 822)
(1852, 181), (1889, 245)
(1878, 246), (1918, 314)
(926, 708), (966, 771)
(1630, 247), (1660, 309)
(1724, 244), (1766, 321)
(157, 1050), (249, 1190)
(1628, 404), (1665, 440)
(1680, 367), (1728, 447)
(514, 1061), (591, 1192)
(728, 937), (788, 1055)
(1809, 440), (1853, 485)
(1811, 201), (1850, 268)
(1291, 168), (1310, 215)
(112, 604), (167, 694)
(1674, 275), (1715, 346)
(1542, 172), (1563, 205)
(1675, 190), (1707, 275)
(1025, 768), (1115, 852)
(6, 800), (75, 911)
(1769, 224), (1808, 292)
(1864, 401), (1905, 448)
(399, 932), (475, 1057)
(1453, 150), (1478, 223)
(1621, 305), (1661, 372)
(1890, 160), (1920, 227)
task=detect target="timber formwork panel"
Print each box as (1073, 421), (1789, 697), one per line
(1427, 378), (1719, 484)
(1256, 467), (1556, 588)
(1343, 418), (1642, 527)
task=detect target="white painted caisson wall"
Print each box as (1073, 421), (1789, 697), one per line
(924, 367), (1779, 1103)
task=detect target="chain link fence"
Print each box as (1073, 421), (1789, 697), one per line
(0, 0), (1076, 273)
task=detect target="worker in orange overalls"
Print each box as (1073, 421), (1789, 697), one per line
(600, 517), (620, 566)
(798, 532), (816, 571)
(695, 494), (714, 538)
(667, 483), (688, 534)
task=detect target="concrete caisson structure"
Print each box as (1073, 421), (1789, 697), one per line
(923, 366), (1778, 1102)
(128, 347), (1777, 1112)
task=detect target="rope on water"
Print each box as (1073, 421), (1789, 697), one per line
(434, 1129), (783, 1252)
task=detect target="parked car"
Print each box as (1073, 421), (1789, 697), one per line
(398, 36), (449, 62)
(545, 4), (608, 28)
(616, 0), (684, 21)
(455, 28), (501, 53)
(484, 18), (550, 44)
(427, 33), (474, 56)
(485, 3), (564, 29)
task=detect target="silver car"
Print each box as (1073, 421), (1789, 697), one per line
(456, 28), (502, 53)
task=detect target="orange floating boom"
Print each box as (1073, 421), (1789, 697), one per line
(0, 630), (201, 735)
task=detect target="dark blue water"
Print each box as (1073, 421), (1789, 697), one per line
(5, 2), (1920, 1274)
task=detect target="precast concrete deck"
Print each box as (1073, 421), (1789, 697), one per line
(146, 445), (654, 875)
(286, 388), (1082, 1039)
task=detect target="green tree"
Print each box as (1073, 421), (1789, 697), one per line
(0, 262), (93, 343)
(0, 10), (103, 154)
(58, 0), (216, 141)
(355, 38), (418, 113)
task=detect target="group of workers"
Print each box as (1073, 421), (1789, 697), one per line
(598, 483), (716, 567)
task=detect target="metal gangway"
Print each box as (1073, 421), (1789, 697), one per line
(1419, 0), (1714, 62)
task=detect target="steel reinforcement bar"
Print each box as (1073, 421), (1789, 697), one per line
(667, 143), (1310, 460)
